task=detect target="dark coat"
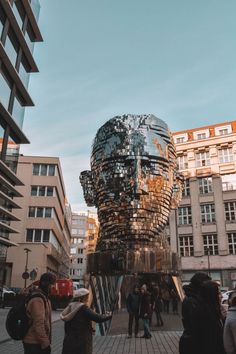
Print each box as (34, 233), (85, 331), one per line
(62, 304), (111, 354)
(126, 292), (140, 314)
(180, 285), (225, 354)
(139, 292), (152, 319)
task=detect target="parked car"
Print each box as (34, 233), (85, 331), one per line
(1, 286), (16, 298)
(221, 290), (235, 304)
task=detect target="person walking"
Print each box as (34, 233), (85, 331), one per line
(61, 288), (112, 354)
(153, 286), (164, 327)
(23, 272), (56, 354)
(179, 271), (211, 354)
(162, 287), (171, 314)
(126, 285), (140, 338)
(139, 284), (152, 339)
(223, 292), (236, 354)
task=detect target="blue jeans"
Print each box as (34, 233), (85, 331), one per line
(142, 318), (151, 337)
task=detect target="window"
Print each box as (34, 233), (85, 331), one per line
(196, 151), (210, 167)
(197, 133), (206, 140)
(4, 29), (19, 67)
(28, 207), (53, 218)
(178, 207), (192, 225)
(179, 236), (194, 256)
(199, 177), (213, 194)
(228, 233), (236, 254)
(78, 229), (85, 236)
(0, 70), (11, 109)
(177, 155), (188, 170)
(222, 174), (236, 191)
(71, 229), (78, 235)
(26, 229), (33, 242)
(176, 137), (184, 144)
(31, 186), (55, 197)
(203, 234), (218, 255)
(182, 179), (190, 197)
(77, 258), (83, 264)
(11, 1), (25, 29)
(33, 164), (56, 176)
(26, 229), (51, 243)
(225, 202), (236, 221)
(219, 148), (233, 164)
(219, 129), (229, 136)
(78, 248), (84, 254)
(70, 248), (76, 255)
(89, 235), (94, 241)
(201, 204), (215, 223)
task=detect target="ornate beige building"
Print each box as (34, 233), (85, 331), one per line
(167, 121), (236, 288)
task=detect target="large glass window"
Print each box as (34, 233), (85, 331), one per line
(199, 177), (213, 194)
(4, 30), (19, 67)
(25, 23), (35, 53)
(201, 204), (215, 223)
(19, 60), (30, 88)
(12, 95), (25, 128)
(0, 70), (11, 109)
(203, 234), (218, 255)
(179, 236), (194, 256)
(219, 148), (234, 164)
(178, 206), (192, 225)
(26, 229), (33, 242)
(225, 202), (236, 221)
(34, 229), (41, 242)
(196, 151), (210, 167)
(26, 229), (51, 243)
(28, 207), (53, 218)
(30, 0), (40, 21)
(222, 174), (236, 191)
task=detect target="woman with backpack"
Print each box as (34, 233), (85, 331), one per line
(61, 288), (112, 354)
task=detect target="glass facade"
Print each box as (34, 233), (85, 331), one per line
(12, 95), (25, 129)
(30, 0), (41, 22)
(0, 71), (11, 109)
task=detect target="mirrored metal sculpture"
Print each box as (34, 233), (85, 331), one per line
(80, 114), (183, 274)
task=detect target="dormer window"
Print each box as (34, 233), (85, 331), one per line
(215, 125), (232, 136)
(176, 137), (185, 144)
(193, 129), (209, 140)
(174, 133), (188, 144)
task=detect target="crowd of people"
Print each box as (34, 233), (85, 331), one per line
(180, 271), (236, 354)
(126, 282), (179, 339)
(17, 271), (236, 354)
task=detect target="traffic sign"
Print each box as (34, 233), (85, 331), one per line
(22, 272), (29, 280)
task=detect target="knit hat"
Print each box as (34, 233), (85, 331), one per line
(74, 288), (89, 298)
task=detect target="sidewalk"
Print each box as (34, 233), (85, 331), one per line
(0, 308), (61, 343)
(0, 320), (181, 354)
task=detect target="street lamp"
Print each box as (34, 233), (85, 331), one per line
(24, 248), (31, 288)
(206, 247), (211, 277)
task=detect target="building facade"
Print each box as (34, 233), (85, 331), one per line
(70, 211), (98, 283)
(167, 121), (236, 288)
(6, 155), (71, 288)
(0, 0), (42, 286)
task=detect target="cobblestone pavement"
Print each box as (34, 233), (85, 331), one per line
(0, 309), (182, 353)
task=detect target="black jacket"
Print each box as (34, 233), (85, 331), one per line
(126, 293), (140, 314)
(62, 305), (111, 354)
(180, 285), (225, 354)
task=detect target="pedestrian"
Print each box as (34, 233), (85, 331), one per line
(23, 272), (56, 354)
(153, 286), (164, 327)
(171, 289), (179, 315)
(179, 271), (211, 354)
(162, 287), (171, 314)
(61, 288), (112, 354)
(126, 284), (140, 338)
(139, 284), (152, 339)
(223, 292), (236, 354)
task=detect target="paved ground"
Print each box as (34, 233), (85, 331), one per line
(0, 308), (183, 353)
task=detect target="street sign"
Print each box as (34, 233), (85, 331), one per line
(30, 269), (37, 280)
(22, 272), (29, 280)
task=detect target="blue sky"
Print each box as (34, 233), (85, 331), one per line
(21, 0), (236, 210)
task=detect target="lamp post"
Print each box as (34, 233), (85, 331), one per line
(24, 248), (31, 288)
(206, 247), (211, 277)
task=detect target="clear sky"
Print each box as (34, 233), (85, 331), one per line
(21, 0), (236, 211)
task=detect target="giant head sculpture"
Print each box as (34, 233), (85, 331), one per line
(80, 114), (182, 254)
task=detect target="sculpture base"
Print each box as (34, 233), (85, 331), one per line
(87, 248), (180, 275)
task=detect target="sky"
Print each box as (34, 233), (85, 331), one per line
(21, 0), (236, 211)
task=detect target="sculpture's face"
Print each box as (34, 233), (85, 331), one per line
(80, 115), (182, 250)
